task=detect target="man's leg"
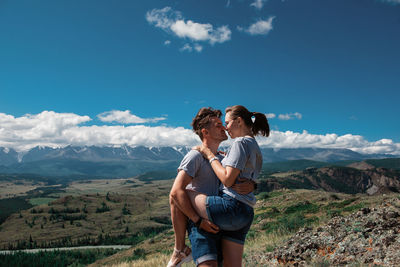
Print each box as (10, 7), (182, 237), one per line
(222, 239), (243, 267)
(170, 195), (188, 251)
(187, 219), (221, 267)
(168, 195), (191, 266)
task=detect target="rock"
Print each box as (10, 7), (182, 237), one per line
(263, 197), (400, 266)
(361, 207), (371, 214)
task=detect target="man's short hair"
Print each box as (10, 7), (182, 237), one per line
(191, 107), (222, 140)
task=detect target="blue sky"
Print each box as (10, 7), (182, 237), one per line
(0, 0), (399, 154)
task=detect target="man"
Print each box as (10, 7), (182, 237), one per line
(168, 107), (254, 267)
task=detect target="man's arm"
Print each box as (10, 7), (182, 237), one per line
(231, 178), (256, 195)
(170, 170), (219, 233)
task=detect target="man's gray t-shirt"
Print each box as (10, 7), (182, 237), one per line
(178, 150), (223, 196)
(221, 136), (263, 207)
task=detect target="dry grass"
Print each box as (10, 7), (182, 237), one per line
(108, 253), (195, 267)
(270, 171), (300, 178)
(0, 180), (46, 199)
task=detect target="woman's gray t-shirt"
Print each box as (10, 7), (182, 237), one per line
(221, 136), (262, 207)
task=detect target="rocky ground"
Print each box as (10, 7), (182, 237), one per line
(261, 197), (400, 266)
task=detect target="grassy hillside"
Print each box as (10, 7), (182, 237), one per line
(1, 159), (399, 266)
(84, 189), (398, 267)
(0, 178), (173, 250)
(262, 160), (327, 173)
(135, 170), (176, 181)
(257, 164), (400, 195)
(365, 158), (400, 170)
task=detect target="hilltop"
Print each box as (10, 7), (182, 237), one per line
(85, 190), (400, 266)
(259, 160), (400, 195)
(263, 197), (400, 266)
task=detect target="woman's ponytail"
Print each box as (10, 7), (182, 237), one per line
(251, 112), (270, 137)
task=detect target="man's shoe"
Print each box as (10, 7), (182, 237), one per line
(167, 246), (192, 267)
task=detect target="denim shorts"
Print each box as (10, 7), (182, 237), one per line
(206, 193), (254, 245)
(187, 219), (223, 266)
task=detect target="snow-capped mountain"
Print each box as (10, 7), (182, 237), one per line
(0, 146), (395, 178)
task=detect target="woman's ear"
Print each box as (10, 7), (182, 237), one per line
(236, 117), (242, 126)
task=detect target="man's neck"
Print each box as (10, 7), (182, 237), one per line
(202, 139), (220, 154)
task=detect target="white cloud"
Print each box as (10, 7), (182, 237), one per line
(278, 112), (302, 120)
(0, 111), (91, 151)
(381, 0), (400, 4)
(146, 7), (231, 50)
(239, 17), (275, 35)
(145, 7), (182, 30)
(266, 113), (276, 119)
(255, 130), (400, 155)
(179, 43), (202, 53)
(0, 111), (399, 155)
(0, 111), (196, 152)
(194, 44), (203, 52)
(180, 43), (193, 52)
(170, 20), (231, 44)
(97, 110), (166, 124)
(164, 40), (171, 45)
(250, 0), (267, 10)
(171, 20), (211, 41)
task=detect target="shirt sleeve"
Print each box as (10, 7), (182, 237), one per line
(178, 150), (202, 178)
(223, 139), (248, 170)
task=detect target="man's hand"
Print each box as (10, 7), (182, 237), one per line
(231, 178), (255, 195)
(199, 218), (219, 234)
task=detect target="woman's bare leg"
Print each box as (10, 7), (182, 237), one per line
(222, 239), (244, 267)
(187, 190), (209, 220)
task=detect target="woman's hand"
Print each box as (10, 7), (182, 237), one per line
(192, 145), (215, 160)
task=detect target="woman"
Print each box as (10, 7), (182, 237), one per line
(189, 105), (269, 267)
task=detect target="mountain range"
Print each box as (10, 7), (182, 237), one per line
(0, 146), (396, 178)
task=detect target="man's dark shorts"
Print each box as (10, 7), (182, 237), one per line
(187, 219), (223, 266)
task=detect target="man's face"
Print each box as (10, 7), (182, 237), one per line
(204, 117), (228, 142)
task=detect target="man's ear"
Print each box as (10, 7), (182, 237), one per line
(201, 128), (208, 137)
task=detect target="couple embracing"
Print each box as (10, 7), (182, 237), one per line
(168, 105), (269, 267)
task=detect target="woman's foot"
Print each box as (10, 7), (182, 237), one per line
(167, 246), (192, 267)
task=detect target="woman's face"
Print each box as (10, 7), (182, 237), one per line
(224, 112), (240, 138)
